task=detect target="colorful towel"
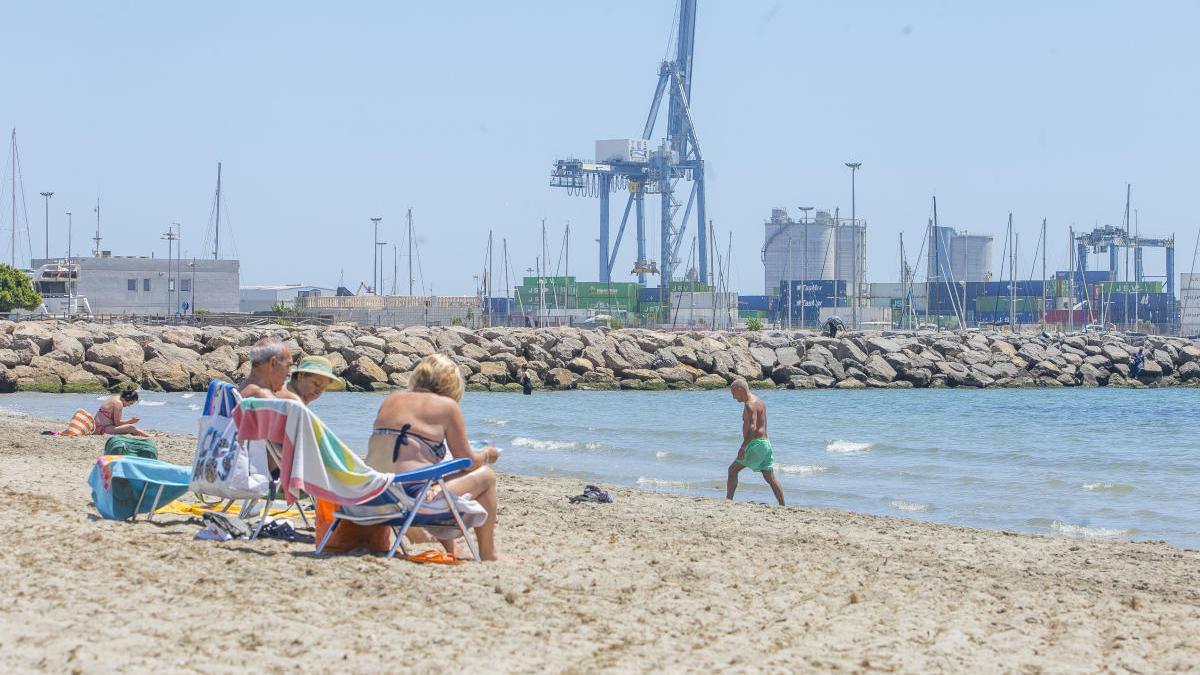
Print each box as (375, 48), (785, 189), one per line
(153, 500), (306, 520)
(232, 398), (392, 506)
(87, 455), (192, 520)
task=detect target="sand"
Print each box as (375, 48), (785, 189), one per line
(1, 412), (1198, 673)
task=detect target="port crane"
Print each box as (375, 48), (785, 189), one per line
(550, 0), (707, 302)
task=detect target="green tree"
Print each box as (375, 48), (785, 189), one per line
(0, 265), (42, 313)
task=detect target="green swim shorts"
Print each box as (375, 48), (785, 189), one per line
(737, 438), (774, 473)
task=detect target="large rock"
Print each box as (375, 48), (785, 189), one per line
(86, 337), (145, 380)
(344, 356), (389, 388)
(322, 332), (354, 352)
(202, 346), (240, 374)
(478, 361), (509, 382)
(12, 365), (61, 392)
(655, 366), (695, 384)
(545, 368), (578, 389)
(864, 336), (902, 354)
(382, 353), (415, 375)
(1101, 344), (1130, 363)
(775, 346), (802, 368)
(143, 357), (192, 391)
(45, 335), (86, 365)
(353, 335), (387, 352)
(863, 354), (897, 382)
(341, 345), (385, 366)
(12, 324), (54, 353)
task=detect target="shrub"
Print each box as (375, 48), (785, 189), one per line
(745, 317), (763, 331)
(0, 264), (42, 313)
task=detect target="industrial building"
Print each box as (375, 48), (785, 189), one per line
(30, 254), (240, 315)
(761, 207), (867, 297)
(240, 284), (336, 313)
(1182, 273), (1200, 336)
(928, 225), (993, 284)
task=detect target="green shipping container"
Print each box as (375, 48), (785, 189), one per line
(975, 296), (1042, 313)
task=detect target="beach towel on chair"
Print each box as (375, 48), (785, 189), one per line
(233, 398), (391, 505)
(88, 455), (191, 520)
(63, 409), (95, 437)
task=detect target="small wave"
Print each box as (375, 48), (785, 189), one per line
(187, 404), (201, 411)
(140, 401), (166, 407)
(826, 440), (875, 455)
(584, 441), (603, 450)
(483, 418), (510, 425)
(889, 500), (930, 512)
(776, 464), (829, 476)
(1081, 482), (1133, 494)
(0, 407), (30, 417)
(1047, 520), (1135, 540)
(181, 393), (196, 399)
(511, 436), (577, 451)
(636, 477), (692, 489)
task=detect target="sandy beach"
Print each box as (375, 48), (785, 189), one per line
(1, 412), (1198, 673)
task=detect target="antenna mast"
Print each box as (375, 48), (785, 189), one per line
(92, 196), (102, 256)
(407, 208), (414, 296)
(213, 161), (222, 260)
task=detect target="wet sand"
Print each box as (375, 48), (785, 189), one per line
(1, 412), (1198, 672)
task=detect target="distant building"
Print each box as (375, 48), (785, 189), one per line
(928, 226), (993, 283)
(31, 254), (240, 315)
(761, 207), (866, 296)
(240, 284), (336, 313)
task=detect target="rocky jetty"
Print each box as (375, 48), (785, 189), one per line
(0, 320), (1195, 393)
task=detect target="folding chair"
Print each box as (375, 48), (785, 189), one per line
(88, 455), (192, 522)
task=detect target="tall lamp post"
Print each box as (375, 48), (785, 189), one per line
(65, 211), (72, 314)
(370, 217), (383, 294)
(161, 225), (179, 315)
(39, 192), (53, 260)
(844, 162), (862, 328)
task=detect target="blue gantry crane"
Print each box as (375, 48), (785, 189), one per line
(550, 0), (707, 301)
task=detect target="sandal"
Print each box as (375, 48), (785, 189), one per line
(405, 550), (464, 565)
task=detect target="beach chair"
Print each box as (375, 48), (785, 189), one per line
(316, 458), (481, 561)
(88, 455), (192, 522)
(233, 398), (485, 561)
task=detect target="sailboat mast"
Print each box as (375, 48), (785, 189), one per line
(10, 129), (15, 267)
(407, 208), (414, 296)
(93, 196), (102, 256)
(213, 161), (222, 260)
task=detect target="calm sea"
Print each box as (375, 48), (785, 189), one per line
(10, 388), (1198, 548)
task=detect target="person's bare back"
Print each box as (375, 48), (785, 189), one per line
(727, 379), (785, 505)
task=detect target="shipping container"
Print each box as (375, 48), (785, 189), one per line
(595, 138), (650, 163)
(1054, 270), (1112, 283)
(975, 295), (1044, 313)
(976, 311), (1039, 325)
(737, 295), (772, 312)
(1094, 281), (1164, 294)
(1044, 309), (1090, 325)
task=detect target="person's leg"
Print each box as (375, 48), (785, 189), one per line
(444, 466), (499, 561)
(761, 470), (786, 506)
(112, 424), (150, 438)
(726, 461), (745, 500)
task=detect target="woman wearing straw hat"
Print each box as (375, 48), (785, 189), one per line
(285, 355), (345, 405)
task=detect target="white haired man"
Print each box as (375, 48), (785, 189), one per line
(239, 337), (302, 402)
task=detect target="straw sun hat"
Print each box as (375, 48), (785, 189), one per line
(290, 355), (345, 391)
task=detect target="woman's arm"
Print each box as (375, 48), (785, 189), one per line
(442, 401), (493, 470)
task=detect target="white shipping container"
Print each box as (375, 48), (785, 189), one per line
(595, 138), (650, 163)
(1181, 273), (1200, 335)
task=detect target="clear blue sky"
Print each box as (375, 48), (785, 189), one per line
(2, 1), (1198, 295)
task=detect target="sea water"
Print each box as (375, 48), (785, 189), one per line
(11, 388), (1198, 548)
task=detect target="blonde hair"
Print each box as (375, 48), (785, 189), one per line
(409, 353), (465, 402)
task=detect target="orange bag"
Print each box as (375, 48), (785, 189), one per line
(64, 409), (96, 437)
(314, 498), (392, 553)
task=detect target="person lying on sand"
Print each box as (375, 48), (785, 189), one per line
(94, 388), (149, 437)
(365, 354), (507, 561)
(726, 379), (785, 506)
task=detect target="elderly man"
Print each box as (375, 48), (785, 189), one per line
(239, 337), (302, 402)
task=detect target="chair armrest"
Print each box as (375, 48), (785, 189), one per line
(393, 458), (473, 484)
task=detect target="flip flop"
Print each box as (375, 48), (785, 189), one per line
(406, 550), (464, 565)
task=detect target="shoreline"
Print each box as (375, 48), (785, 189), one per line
(0, 320), (1195, 395)
(2, 412), (1199, 671)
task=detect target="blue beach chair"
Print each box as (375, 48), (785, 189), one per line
(88, 455), (192, 521)
(315, 457), (482, 561)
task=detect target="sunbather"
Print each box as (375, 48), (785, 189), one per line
(366, 354), (505, 561)
(239, 338), (301, 402)
(94, 388), (149, 437)
(285, 355), (344, 404)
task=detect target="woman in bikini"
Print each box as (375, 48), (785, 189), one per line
(365, 353), (504, 561)
(94, 389), (149, 437)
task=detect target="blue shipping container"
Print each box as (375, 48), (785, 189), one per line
(738, 295), (772, 312)
(779, 280), (847, 310)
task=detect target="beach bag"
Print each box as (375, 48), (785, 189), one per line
(63, 409), (95, 437)
(103, 436), (159, 459)
(190, 381), (270, 500)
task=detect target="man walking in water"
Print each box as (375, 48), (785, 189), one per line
(726, 379), (785, 505)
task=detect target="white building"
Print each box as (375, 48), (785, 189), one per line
(31, 254), (240, 315)
(1181, 273), (1200, 336)
(240, 284), (337, 313)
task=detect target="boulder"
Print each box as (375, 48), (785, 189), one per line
(1101, 344), (1130, 363)
(63, 370), (110, 394)
(45, 335), (86, 365)
(382, 353), (415, 375)
(749, 347), (777, 370)
(459, 343), (490, 362)
(694, 374), (727, 390)
(352, 335), (387, 352)
(655, 366), (694, 384)
(832, 340), (868, 364)
(545, 368), (578, 389)
(834, 377), (866, 389)
(0, 348), (29, 368)
(202, 346), (240, 374)
(478, 361), (509, 382)
(322, 332), (354, 352)
(565, 357), (594, 375)
(12, 365), (62, 392)
(799, 360), (832, 378)
(86, 337), (145, 380)
(1178, 361), (1200, 381)
(341, 345), (385, 366)
(142, 357), (192, 392)
(863, 354), (897, 382)
(344, 356), (389, 388)
(12, 324), (54, 353)
(864, 336), (902, 354)
(775, 346), (802, 368)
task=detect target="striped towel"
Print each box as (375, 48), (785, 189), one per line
(64, 409), (96, 437)
(232, 398), (392, 506)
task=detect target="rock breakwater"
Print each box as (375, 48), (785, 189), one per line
(0, 320), (1195, 393)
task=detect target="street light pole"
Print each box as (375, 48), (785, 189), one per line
(65, 211), (72, 314)
(370, 217), (382, 294)
(39, 192), (53, 260)
(845, 162), (862, 328)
